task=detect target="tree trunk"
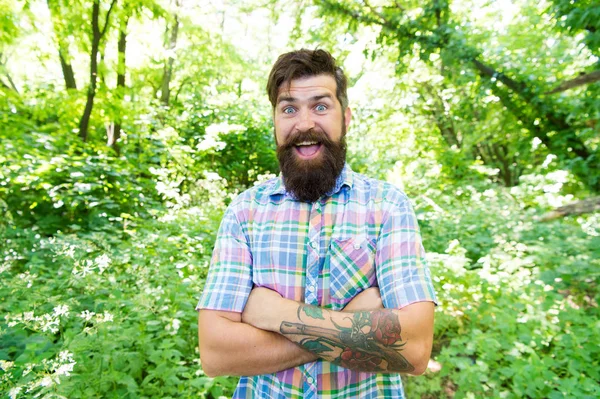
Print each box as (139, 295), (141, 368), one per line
(59, 50), (77, 90)
(46, 0), (77, 90)
(78, 0), (117, 142)
(539, 197), (600, 221)
(108, 15), (128, 153)
(78, 1), (101, 142)
(160, 8), (180, 106)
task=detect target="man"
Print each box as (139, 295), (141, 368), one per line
(197, 49), (437, 398)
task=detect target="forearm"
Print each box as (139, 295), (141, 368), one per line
(198, 310), (317, 377)
(252, 300), (433, 374)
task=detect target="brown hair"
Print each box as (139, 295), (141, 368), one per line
(266, 49), (348, 110)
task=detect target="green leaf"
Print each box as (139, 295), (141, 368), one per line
(301, 339), (332, 354)
(302, 306), (325, 320)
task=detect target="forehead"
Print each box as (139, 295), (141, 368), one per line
(277, 74), (337, 101)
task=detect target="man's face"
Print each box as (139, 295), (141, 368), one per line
(274, 74), (351, 150)
(274, 74), (352, 202)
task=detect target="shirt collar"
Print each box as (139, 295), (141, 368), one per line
(268, 164), (354, 198)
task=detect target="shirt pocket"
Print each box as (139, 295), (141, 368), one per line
(328, 236), (377, 306)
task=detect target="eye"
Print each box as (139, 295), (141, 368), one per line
(315, 104), (327, 112)
(283, 106), (296, 114)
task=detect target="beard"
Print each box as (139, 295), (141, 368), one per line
(276, 127), (347, 203)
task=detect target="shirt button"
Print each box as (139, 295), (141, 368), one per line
(307, 284), (315, 292)
(310, 241), (316, 248)
(307, 376), (314, 384)
(353, 242), (361, 250)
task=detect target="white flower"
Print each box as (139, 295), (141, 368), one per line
(155, 181), (180, 199)
(53, 305), (69, 317)
(39, 376), (54, 387)
(79, 310), (95, 321)
(9, 386), (21, 399)
(73, 182), (92, 192)
(167, 318), (181, 335)
(0, 260), (11, 274)
(39, 314), (59, 333)
(0, 360), (14, 371)
(58, 351), (74, 362)
(96, 311), (114, 324)
(80, 260), (95, 277)
(95, 254), (111, 274)
(22, 364), (33, 376)
(172, 318), (181, 330)
(205, 122), (246, 136)
(64, 245), (76, 258)
(203, 171), (222, 181)
(55, 362), (75, 376)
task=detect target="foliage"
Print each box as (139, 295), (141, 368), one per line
(0, 201), (234, 398)
(313, 0), (600, 192)
(1, 0), (599, 398)
(403, 170), (600, 398)
(549, 0), (600, 56)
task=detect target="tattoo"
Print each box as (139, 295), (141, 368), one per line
(281, 306), (414, 373)
(297, 304), (325, 320)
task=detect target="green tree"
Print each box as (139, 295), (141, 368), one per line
(313, 0), (600, 191)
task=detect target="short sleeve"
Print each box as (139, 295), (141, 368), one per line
(196, 203), (253, 313)
(375, 192), (437, 309)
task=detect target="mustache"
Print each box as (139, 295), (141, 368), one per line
(281, 129), (333, 148)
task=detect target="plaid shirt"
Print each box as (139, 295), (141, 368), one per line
(197, 165), (437, 398)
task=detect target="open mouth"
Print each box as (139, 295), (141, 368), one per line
(294, 141), (322, 158)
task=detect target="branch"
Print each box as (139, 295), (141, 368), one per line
(173, 76), (192, 103)
(472, 58), (530, 100)
(539, 196), (600, 222)
(319, 0), (398, 34)
(546, 70), (600, 94)
(100, 0), (118, 38)
(421, 84), (460, 148)
(0, 78), (11, 90)
(0, 53), (19, 93)
(473, 58), (578, 134)
(393, 0), (406, 12)
(362, 0), (387, 25)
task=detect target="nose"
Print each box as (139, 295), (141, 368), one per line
(295, 108), (315, 132)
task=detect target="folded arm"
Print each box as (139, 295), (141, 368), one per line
(198, 288), (383, 377)
(242, 287), (434, 375)
(198, 309), (316, 377)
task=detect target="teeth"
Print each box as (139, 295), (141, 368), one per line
(296, 141), (318, 146)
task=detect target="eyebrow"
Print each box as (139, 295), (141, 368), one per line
(277, 94), (334, 105)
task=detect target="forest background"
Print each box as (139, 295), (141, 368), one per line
(1, 0), (599, 398)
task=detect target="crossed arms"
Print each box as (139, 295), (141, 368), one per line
(198, 287), (434, 377)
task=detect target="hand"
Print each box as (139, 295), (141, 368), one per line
(343, 287), (384, 312)
(242, 286), (287, 331)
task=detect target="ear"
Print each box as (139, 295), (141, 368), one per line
(344, 107), (352, 131)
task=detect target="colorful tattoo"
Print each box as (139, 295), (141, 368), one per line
(280, 306), (414, 372)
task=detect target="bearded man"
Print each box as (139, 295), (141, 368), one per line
(197, 49), (437, 398)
